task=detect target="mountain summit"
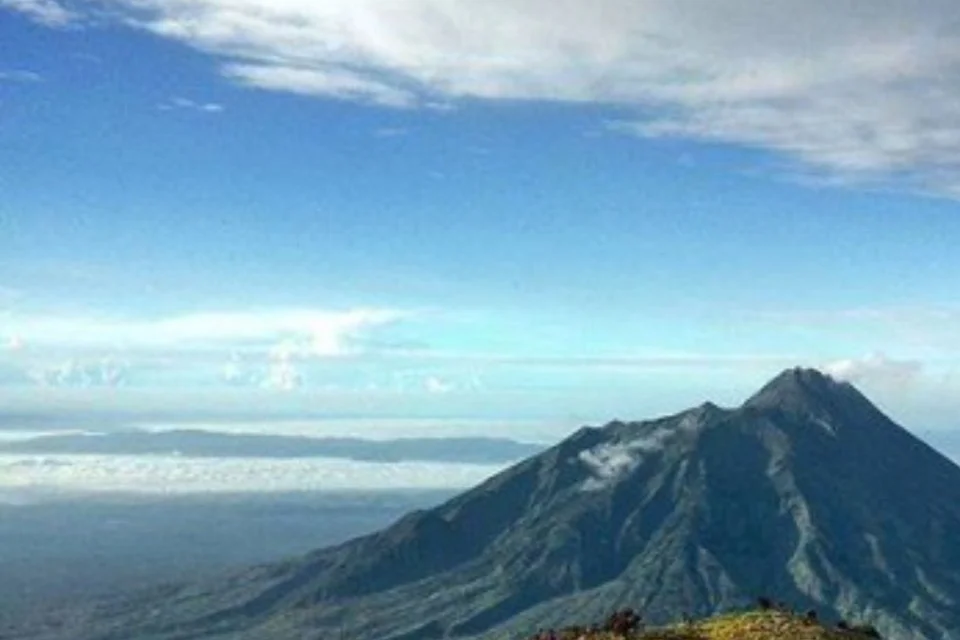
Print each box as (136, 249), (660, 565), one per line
(745, 366), (851, 408)
(8, 368), (960, 640)
(744, 367), (880, 420)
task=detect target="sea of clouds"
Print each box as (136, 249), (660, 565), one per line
(0, 453), (506, 495)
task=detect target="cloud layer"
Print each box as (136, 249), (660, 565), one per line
(0, 453), (505, 493)
(7, 0), (955, 193)
(2, 308), (403, 353)
(1, 307), (408, 389)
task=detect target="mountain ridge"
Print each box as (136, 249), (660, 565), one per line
(0, 431), (544, 464)
(6, 368), (960, 640)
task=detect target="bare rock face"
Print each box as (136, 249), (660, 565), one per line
(7, 368), (960, 640)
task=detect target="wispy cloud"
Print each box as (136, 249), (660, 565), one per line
(23, 0), (955, 196)
(261, 346), (305, 391)
(824, 353), (924, 387)
(0, 0), (74, 27)
(1, 308), (405, 354)
(373, 127), (410, 138)
(0, 69), (42, 83)
(1, 302), (820, 396)
(0, 308), (412, 392)
(27, 358), (129, 389)
(579, 411), (704, 491)
(223, 64), (415, 108)
(158, 96), (225, 113)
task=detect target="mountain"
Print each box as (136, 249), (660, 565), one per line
(6, 368), (960, 640)
(0, 431), (545, 464)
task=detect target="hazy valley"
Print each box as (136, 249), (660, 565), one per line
(0, 490), (453, 616)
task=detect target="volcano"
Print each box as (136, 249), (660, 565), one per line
(8, 368), (960, 640)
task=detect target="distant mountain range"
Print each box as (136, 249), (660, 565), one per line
(0, 432), (546, 464)
(5, 368), (960, 640)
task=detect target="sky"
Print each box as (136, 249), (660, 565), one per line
(2, 0), (960, 440)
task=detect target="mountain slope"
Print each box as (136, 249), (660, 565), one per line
(6, 368), (960, 640)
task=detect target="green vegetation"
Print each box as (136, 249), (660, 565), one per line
(524, 608), (883, 640)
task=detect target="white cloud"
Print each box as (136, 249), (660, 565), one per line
(221, 353), (245, 384)
(262, 348), (304, 391)
(158, 96), (225, 113)
(27, 358), (128, 389)
(0, 0), (74, 27)
(824, 353), (923, 387)
(220, 349), (303, 391)
(579, 411), (704, 490)
(2, 308), (405, 355)
(0, 453), (505, 494)
(420, 374), (483, 394)
(33, 0), (955, 195)
(221, 352), (259, 386)
(223, 64), (416, 107)
(1, 308), (406, 391)
(579, 442), (641, 492)
(0, 69), (42, 83)
(424, 376), (455, 395)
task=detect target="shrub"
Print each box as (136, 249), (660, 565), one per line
(605, 608), (643, 636)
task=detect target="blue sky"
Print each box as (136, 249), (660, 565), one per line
(2, 0), (959, 435)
